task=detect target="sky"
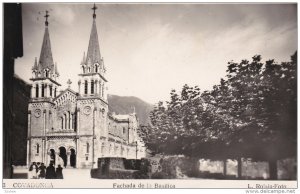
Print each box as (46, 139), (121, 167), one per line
(15, 3), (297, 104)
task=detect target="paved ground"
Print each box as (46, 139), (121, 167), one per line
(12, 166), (92, 180)
(63, 168), (91, 180)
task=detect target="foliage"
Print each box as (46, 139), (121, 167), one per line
(140, 52), (297, 169)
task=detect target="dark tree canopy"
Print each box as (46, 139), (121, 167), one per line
(140, 52), (297, 179)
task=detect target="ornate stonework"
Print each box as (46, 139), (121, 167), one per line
(27, 7), (146, 169)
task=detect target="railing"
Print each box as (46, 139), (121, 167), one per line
(46, 130), (76, 136)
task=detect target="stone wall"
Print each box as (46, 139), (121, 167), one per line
(144, 156), (296, 180)
(278, 158), (297, 180)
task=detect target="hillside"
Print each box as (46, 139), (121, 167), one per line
(108, 94), (153, 125)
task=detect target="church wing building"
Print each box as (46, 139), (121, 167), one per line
(27, 7), (146, 169)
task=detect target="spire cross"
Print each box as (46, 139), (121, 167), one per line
(44, 10), (49, 26)
(92, 3), (97, 18)
(67, 79), (72, 88)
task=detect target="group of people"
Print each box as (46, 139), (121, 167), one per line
(28, 162), (63, 179)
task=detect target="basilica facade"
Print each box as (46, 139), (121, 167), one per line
(27, 7), (146, 169)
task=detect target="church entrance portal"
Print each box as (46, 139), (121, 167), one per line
(70, 149), (76, 168)
(59, 147), (67, 167)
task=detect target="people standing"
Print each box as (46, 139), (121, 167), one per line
(28, 162), (38, 179)
(38, 163), (46, 179)
(36, 162), (41, 178)
(56, 164), (64, 179)
(45, 162), (56, 179)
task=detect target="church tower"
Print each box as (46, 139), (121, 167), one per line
(78, 4), (107, 100)
(76, 4), (108, 168)
(30, 10), (60, 100)
(27, 11), (61, 166)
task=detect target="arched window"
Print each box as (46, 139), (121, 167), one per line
(41, 84), (45, 97)
(91, 80), (94, 94)
(82, 66), (85, 74)
(72, 114), (76, 130)
(35, 84), (39, 98)
(54, 88), (57, 97)
(64, 114), (67, 129)
(84, 80), (88, 94)
(95, 65), (98, 73)
(49, 85), (52, 97)
(61, 117), (64, 129)
(36, 143), (40, 154)
(86, 143), (90, 153)
(45, 70), (49, 78)
(68, 111), (71, 129)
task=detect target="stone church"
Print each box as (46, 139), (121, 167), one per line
(27, 6), (146, 169)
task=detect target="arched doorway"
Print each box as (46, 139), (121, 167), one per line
(59, 147), (67, 167)
(70, 149), (76, 168)
(50, 149), (55, 165)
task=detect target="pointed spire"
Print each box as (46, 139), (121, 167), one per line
(38, 10), (54, 77)
(32, 57), (38, 71)
(86, 4), (101, 65)
(55, 62), (59, 76)
(81, 52), (86, 64)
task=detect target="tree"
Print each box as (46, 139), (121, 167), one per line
(140, 52), (297, 180)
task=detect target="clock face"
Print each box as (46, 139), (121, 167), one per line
(83, 106), (92, 115)
(34, 109), (41, 118)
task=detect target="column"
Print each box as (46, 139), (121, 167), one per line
(82, 82), (85, 95)
(68, 112), (71, 129)
(43, 110), (46, 135)
(31, 85), (35, 98)
(44, 138), (47, 164)
(65, 114), (68, 130)
(27, 111), (31, 138)
(76, 138), (80, 168)
(77, 109), (80, 135)
(49, 111), (52, 131)
(78, 81), (81, 96)
(66, 113), (68, 130)
(44, 84), (48, 97)
(92, 109), (96, 168)
(99, 81), (102, 97)
(26, 140), (30, 167)
(37, 83), (42, 98)
(27, 112), (31, 167)
(41, 139), (44, 163)
(87, 80), (91, 95)
(67, 152), (70, 168)
(70, 114), (73, 129)
(95, 80), (98, 95)
(46, 150), (49, 166)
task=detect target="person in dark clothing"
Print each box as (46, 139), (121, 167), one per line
(45, 162), (56, 179)
(39, 163), (46, 179)
(55, 165), (63, 179)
